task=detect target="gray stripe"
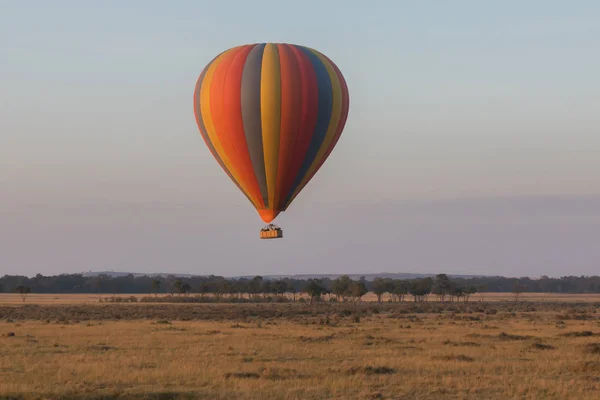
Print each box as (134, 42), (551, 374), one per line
(241, 43), (269, 207)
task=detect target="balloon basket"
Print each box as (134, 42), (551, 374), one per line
(260, 224), (283, 239)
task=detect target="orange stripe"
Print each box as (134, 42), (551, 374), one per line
(199, 49), (261, 209)
(210, 45), (265, 208)
(194, 54), (255, 207)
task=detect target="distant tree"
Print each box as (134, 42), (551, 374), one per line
(432, 274), (451, 302)
(95, 276), (103, 300)
(513, 281), (525, 302)
(248, 276), (263, 300)
(409, 277), (433, 302)
(332, 275), (351, 302)
(453, 286), (464, 302)
(151, 280), (161, 297)
(372, 278), (388, 304)
(477, 283), (488, 301)
(271, 280), (288, 300)
(221, 279), (234, 299)
(173, 280), (183, 296)
(181, 283), (192, 296)
(304, 279), (325, 305)
(3, 271), (600, 300)
(198, 281), (211, 298)
(16, 285), (30, 302)
(349, 280), (368, 303)
(392, 280), (408, 302)
(261, 280), (274, 299)
(286, 282), (297, 302)
(463, 286), (477, 302)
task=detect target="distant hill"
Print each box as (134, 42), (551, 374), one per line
(81, 271), (491, 281)
(81, 271), (196, 278)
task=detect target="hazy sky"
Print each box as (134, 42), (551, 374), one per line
(1, 1), (599, 278)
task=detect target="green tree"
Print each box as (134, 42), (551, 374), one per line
(513, 281), (525, 302)
(248, 276), (263, 300)
(16, 285), (30, 302)
(332, 275), (351, 302)
(181, 283), (192, 296)
(453, 286), (464, 302)
(272, 280), (288, 299)
(304, 279), (325, 305)
(409, 278), (433, 302)
(477, 283), (488, 301)
(349, 280), (368, 303)
(432, 274), (451, 302)
(392, 280), (408, 302)
(261, 280), (273, 299)
(95, 276), (103, 301)
(173, 279), (183, 296)
(464, 285), (477, 302)
(151, 280), (161, 296)
(286, 281), (297, 302)
(372, 278), (388, 304)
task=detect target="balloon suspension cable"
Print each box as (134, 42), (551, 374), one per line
(261, 223), (281, 231)
(260, 222), (283, 239)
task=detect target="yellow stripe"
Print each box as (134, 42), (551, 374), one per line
(286, 49), (342, 207)
(200, 49), (261, 209)
(260, 43), (281, 209)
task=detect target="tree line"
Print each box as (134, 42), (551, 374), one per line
(1, 273), (599, 302)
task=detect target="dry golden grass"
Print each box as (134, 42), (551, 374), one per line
(0, 294), (108, 305)
(1, 301), (599, 399)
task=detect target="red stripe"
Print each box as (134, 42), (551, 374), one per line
(283, 56), (349, 209)
(274, 44), (302, 210)
(210, 45), (265, 208)
(278, 44), (319, 207)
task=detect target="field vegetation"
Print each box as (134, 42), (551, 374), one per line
(3, 273), (600, 299)
(1, 296), (600, 399)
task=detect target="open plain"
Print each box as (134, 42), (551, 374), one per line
(1, 295), (600, 399)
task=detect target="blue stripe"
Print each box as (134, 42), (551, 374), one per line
(241, 43), (269, 206)
(282, 47), (333, 206)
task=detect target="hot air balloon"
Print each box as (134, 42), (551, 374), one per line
(193, 43), (349, 238)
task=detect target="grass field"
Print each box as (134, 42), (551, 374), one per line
(1, 297), (599, 399)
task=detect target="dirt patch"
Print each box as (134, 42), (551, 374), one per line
(498, 332), (533, 341)
(348, 366), (397, 375)
(531, 342), (555, 350)
(434, 354), (475, 362)
(87, 345), (117, 351)
(584, 343), (600, 355)
(442, 339), (481, 347)
(224, 372), (260, 379)
(571, 361), (600, 373)
(560, 331), (599, 337)
(298, 334), (335, 343)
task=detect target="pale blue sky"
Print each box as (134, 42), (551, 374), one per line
(1, 1), (599, 277)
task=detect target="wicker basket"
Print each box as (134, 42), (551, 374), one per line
(260, 229), (283, 239)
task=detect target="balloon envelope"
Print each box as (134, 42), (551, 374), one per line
(193, 43), (349, 223)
